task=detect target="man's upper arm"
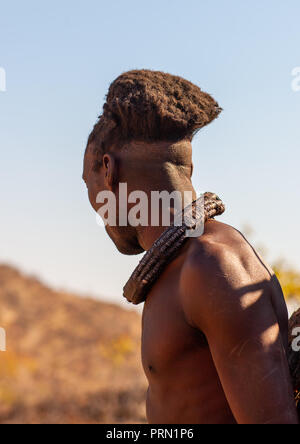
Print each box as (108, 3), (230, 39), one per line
(180, 240), (298, 424)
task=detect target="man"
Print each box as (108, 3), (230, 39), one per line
(83, 70), (299, 424)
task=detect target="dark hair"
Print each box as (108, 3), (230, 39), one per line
(88, 69), (222, 162)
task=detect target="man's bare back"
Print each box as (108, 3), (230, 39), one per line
(142, 220), (297, 424)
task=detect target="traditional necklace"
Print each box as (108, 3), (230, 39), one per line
(123, 192), (225, 305)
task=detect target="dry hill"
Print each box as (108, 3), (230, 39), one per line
(0, 265), (147, 424)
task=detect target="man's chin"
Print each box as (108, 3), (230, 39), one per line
(116, 243), (145, 255)
(105, 226), (145, 256)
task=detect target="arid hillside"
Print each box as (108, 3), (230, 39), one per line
(0, 265), (147, 424)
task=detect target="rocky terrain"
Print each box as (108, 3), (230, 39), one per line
(0, 265), (147, 424)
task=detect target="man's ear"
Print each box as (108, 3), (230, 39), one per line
(190, 162), (194, 178)
(103, 153), (117, 190)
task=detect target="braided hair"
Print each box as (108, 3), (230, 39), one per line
(88, 70), (222, 165)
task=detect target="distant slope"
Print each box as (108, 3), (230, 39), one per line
(0, 265), (147, 424)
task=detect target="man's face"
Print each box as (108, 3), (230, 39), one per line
(82, 144), (144, 255)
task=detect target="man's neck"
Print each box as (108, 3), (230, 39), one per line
(136, 185), (197, 251)
(137, 225), (169, 251)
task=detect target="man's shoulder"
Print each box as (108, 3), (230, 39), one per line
(179, 221), (273, 327)
(182, 220), (252, 282)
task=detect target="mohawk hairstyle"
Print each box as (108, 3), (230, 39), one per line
(88, 69), (222, 163)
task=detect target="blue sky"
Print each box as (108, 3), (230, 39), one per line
(0, 0), (299, 305)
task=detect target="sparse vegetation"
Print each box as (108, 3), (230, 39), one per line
(0, 265), (147, 424)
(273, 262), (300, 301)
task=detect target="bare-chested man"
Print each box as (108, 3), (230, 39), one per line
(83, 70), (299, 424)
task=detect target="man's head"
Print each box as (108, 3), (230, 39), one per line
(83, 69), (221, 254)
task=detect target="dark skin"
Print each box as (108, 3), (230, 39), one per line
(83, 140), (299, 424)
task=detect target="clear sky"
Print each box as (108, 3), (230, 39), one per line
(0, 0), (299, 306)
